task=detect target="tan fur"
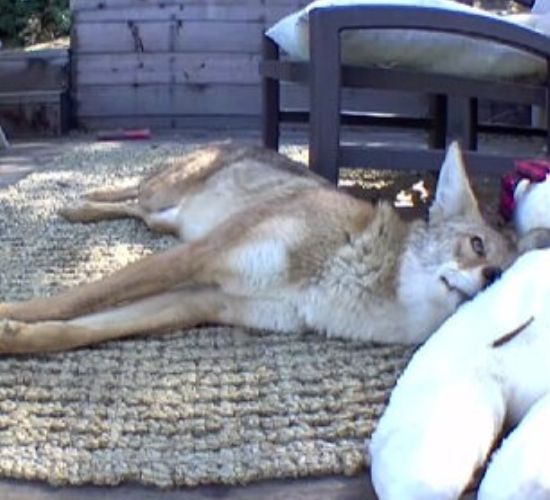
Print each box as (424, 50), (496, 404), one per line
(0, 142), (514, 353)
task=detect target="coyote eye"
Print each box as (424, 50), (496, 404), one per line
(470, 236), (485, 257)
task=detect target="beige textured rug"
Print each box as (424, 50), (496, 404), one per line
(0, 140), (414, 488)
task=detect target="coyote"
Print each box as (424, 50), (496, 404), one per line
(0, 142), (513, 353)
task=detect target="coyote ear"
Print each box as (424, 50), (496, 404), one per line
(429, 141), (481, 223)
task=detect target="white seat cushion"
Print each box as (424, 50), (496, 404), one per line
(266, 0), (550, 81)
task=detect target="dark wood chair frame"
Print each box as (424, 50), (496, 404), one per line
(260, 4), (550, 183)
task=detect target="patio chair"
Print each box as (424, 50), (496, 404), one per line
(260, 2), (550, 183)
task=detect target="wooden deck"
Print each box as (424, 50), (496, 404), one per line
(0, 475), (385, 500)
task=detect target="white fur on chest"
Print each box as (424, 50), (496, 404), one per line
(223, 216), (305, 291)
(398, 251), (464, 344)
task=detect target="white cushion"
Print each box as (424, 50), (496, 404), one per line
(266, 0), (550, 80)
(514, 176), (550, 236)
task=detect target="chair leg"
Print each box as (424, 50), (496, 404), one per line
(309, 10), (341, 184)
(0, 125), (9, 149)
(428, 94), (447, 149)
(447, 96), (477, 151)
(261, 36), (280, 150)
(546, 58), (550, 155)
(468, 97), (478, 151)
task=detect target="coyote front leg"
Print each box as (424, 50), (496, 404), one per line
(0, 287), (228, 353)
(0, 241), (209, 322)
(0, 285), (305, 353)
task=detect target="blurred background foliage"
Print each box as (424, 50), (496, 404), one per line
(0, 0), (70, 48)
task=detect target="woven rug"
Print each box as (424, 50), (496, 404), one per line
(0, 140), (414, 488)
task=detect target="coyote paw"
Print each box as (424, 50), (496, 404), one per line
(0, 319), (23, 352)
(0, 302), (15, 319)
(58, 201), (94, 222)
(0, 319), (23, 338)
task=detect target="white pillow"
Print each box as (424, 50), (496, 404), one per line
(533, 0), (550, 14)
(514, 175), (550, 236)
(266, 0), (549, 80)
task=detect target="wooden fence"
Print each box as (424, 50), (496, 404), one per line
(70, 0), (427, 130)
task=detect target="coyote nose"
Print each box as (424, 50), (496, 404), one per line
(482, 266), (502, 286)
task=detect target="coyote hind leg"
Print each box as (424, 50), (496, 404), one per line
(84, 185), (139, 202)
(59, 183), (142, 223)
(59, 199), (146, 223)
(59, 184), (179, 235)
(59, 199), (180, 236)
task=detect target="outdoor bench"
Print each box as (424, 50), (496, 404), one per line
(260, 3), (550, 183)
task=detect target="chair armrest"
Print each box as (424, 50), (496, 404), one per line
(308, 5), (550, 61)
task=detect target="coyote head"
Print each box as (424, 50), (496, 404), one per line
(399, 142), (515, 340)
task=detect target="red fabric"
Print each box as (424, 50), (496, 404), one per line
(499, 160), (550, 221)
(516, 160), (550, 183)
